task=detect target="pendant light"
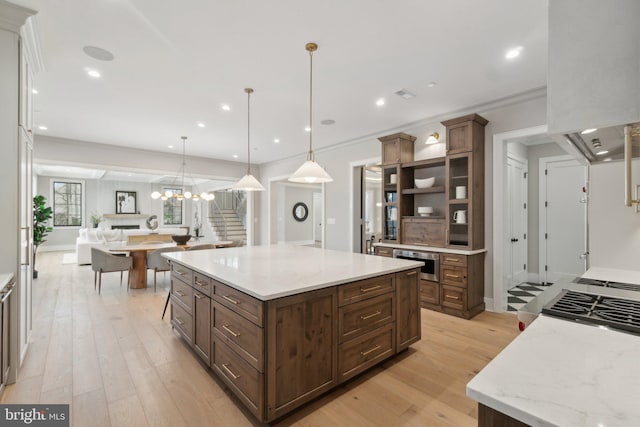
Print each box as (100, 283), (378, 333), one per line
(289, 42), (333, 183)
(232, 88), (265, 191)
(150, 136), (215, 201)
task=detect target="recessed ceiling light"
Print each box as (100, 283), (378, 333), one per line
(221, 104), (231, 111)
(83, 46), (114, 61)
(197, 122), (205, 128)
(376, 98), (385, 106)
(38, 125), (48, 130)
(32, 89), (38, 94)
(427, 82), (437, 88)
(274, 138), (280, 143)
(304, 126), (311, 132)
(603, 157), (612, 162)
(596, 150), (609, 155)
(127, 173), (132, 177)
(232, 154), (239, 158)
(168, 145), (174, 149)
(321, 119), (335, 125)
(581, 128), (598, 134)
(505, 46), (523, 59)
(86, 69), (101, 78)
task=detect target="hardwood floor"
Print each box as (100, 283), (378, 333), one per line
(2, 251), (519, 426)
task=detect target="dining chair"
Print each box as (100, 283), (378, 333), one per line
(146, 246), (185, 292)
(186, 244), (218, 251)
(229, 240), (244, 247)
(91, 247), (133, 295)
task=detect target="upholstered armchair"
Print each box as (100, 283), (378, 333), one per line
(90, 247), (133, 295)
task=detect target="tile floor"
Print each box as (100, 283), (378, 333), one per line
(507, 282), (552, 312)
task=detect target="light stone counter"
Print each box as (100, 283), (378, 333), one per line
(467, 315), (640, 426)
(164, 244), (423, 300)
(583, 266), (640, 285)
(0, 273), (13, 290)
(373, 242), (486, 255)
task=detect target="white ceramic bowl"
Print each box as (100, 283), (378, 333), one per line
(417, 207), (433, 214)
(415, 177), (435, 188)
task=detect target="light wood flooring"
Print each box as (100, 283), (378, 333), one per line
(2, 251), (519, 426)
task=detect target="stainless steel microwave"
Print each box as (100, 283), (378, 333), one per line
(393, 250), (439, 282)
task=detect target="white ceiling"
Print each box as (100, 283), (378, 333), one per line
(14, 0), (547, 165)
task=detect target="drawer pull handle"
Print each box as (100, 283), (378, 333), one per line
(445, 295), (461, 300)
(360, 311), (381, 321)
(222, 324), (241, 337)
(406, 271), (417, 276)
(445, 274), (461, 279)
(175, 290), (186, 297)
(360, 285), (382, 293)
(360, 344), (381, 357)
(448, 259), (461, 263)
(222, 295), (240, 305)
(222, 363), (241, 380)
(194, 293), (205, 300)
(195, 280), (208, 287)
(175, 317), (185, 326)
(175, 270), (186, 276)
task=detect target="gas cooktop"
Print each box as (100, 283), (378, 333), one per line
(572, 277), (640, 293)
(542, 289), (640, 335)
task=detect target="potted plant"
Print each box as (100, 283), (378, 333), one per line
(33, 195), (53, 279)
(90, 212), (103, 228)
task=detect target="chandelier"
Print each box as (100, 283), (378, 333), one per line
(289, 42), (333, 183)
(150, 136), (215, 201)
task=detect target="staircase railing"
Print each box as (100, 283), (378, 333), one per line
(209, 198), (229, 240)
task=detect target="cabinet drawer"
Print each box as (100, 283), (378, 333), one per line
(213, 339), (264, 418)
(171, 263), (193, 285)
(212, 302), (263, 371)
(338, 324), (395, 383)
(338, 274), (395, 306)
(171, 278), (193, 311)
(442, 285), (467, 311)
(440, 265), (467, 287)
(214, 282), (263, 327)
(420, 279), (440, 305)
(374, 246), (393, 257)
(339, 293), (394, 343)
(441, 253), (467, 267)
(193, 273), (213, 297)
(171, 299), (193, 344)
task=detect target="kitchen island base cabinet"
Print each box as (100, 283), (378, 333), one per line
(169, 262), (420, 423)
(478, 403), (530, 427)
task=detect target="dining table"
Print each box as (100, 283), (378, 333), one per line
(108, 240), (233, 289)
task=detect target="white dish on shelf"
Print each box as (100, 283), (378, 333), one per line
(418, 213), (432, 217)
(417, 206), (433, 214)
(414, 177), (435, 188)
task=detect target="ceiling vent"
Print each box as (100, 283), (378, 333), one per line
(394, 89), (416, 100)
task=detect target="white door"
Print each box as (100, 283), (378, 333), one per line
(506, 156), (528, 288)
(541, 157), (588, 282)
(313, 192), (322, 244)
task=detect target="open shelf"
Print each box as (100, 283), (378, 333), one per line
(402, 186), (445, 195)
(402, 215), (445, 219)
(447, 198), (469, 204)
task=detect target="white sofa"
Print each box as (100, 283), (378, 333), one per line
(75, 227), (189, 265)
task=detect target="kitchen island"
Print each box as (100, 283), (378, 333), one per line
(163, 245), (422, 423)
(467, 315), (640, 426)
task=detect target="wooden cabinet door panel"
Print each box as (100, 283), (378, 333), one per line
(193, 291), (211, 365)
(266, 287), (337, 422)
(339, 293), (394, 343)
(212, 301), (263, 371)
(420, 279), (440, 305)
(395, 269), (421, 350)
(374, 246), (393, 257)
(401, 218), (445, 246)
(446, 122), (472, 154)
(193, 273), (212, 297)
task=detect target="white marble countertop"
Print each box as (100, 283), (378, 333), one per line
(467, 315), (640, 426)
(0, 273), (14, 290)
(164, 244), (423, 300)
(373, 242), (486, 255)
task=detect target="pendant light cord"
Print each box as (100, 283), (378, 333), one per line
(308, 48), (314, 161)
(181, 136), (187, 192)
(247, 89), (251, 174)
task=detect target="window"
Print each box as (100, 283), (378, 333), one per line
(163, 187), (183, 225)
(53, 181), (83, 227)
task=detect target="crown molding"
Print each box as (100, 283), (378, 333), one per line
(0, 0), (35, 33)
(21, 14), (44, 73)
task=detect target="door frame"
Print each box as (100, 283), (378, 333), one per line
(506, 153), (528, 289)
(538, 155), (588, 283)
(492, 125), (548, 312)
(349, 157), (381, 253)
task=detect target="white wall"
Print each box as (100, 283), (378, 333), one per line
(590, 158), (640, 270)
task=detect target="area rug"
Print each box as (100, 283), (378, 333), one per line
(62, 253), (77, 264)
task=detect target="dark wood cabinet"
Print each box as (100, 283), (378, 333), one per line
(193, 290), (211, 364)
(374, 246), (393, 257)
(401, 217), (445, 246)
(395, 269), (421, 351)
(442, 113), (488, 155)
(440, 253), (485, 319)
(379, 132), (415, 165)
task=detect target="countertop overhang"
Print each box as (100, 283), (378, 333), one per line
(467, 315), (640, 426)
(164, 244), (422, 300)
(373, 242), (487, 256)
